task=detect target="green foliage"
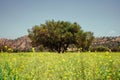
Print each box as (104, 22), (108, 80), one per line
(0, 46), (13, 53)
(90, 46), (110, 52)
(0, 52), (120, 79)
(28, 20), (94, 53)
(32, 48), (35, 52)
(111, 47), (120, 52)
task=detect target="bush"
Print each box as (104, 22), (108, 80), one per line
(90, 46), (110, 52)
(111, 47), (120, 52)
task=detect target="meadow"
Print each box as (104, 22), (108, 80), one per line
(0, 52), (120, 80)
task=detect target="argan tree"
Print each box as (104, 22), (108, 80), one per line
(28, 20), (94, 53)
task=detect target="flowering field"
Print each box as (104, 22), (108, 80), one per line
(0, 52), (120, 80)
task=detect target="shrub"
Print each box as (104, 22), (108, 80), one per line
(111, 47), (120, 52)
(90, 46), (110, 52)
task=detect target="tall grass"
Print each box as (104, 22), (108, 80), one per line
(0, 52), (120, 80)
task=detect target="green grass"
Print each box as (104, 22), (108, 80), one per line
(0, 52), (120, 80)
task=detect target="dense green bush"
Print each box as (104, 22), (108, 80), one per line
(111, 47), (120, 52)
(90, 46), (110, 52)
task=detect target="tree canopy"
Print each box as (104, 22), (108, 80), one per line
(28, 20), (94, 53)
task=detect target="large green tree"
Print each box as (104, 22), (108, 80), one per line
(28, 20), (94, 53)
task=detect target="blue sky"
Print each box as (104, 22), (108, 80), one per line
(0, 0), (120, 39)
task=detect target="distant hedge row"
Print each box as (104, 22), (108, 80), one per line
(90, 46), (120, 52)
(1, 45), (120, 53)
